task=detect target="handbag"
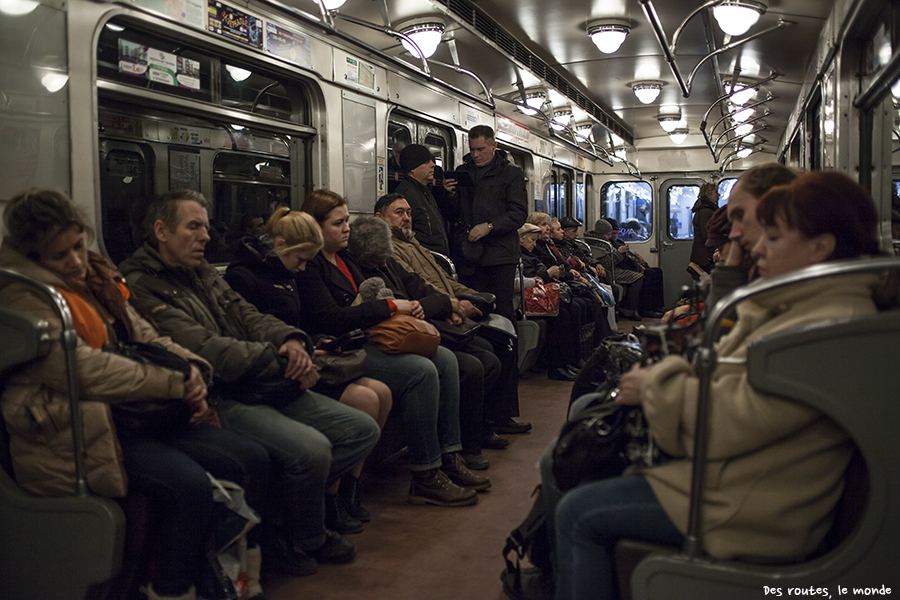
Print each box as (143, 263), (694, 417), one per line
(313, 348), (368, 386)
(523, 282), (560, 317)
(365, 312), (441, 357)
(102, 340), (192, 379)
(429, 317), (481, 351)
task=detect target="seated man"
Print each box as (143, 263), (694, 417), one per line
(374, 194), (531, 460)
(119, 190), (380, 577)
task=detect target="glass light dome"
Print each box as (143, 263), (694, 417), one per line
(400, 22), (445, 59)
(713, 1), (765, 37)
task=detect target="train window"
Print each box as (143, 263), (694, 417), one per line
(667, 185), (699, 240)
(575, 172), (586, 222)
(601, 181), (652, 241)
(717, 178), (737, 205)
(97, 25), (214, 104)
(99, 140), (155, 265)
(220, 64), (294, 122)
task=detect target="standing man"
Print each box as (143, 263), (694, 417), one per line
(445, 125), (527, 326)
(394, 144), (451, 256)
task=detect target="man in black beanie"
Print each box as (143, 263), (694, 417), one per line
(394, 144), (451, 256)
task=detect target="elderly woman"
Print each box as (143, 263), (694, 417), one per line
(554, 171), (881, 600)
(294, 189), (482, 508)
(518, 222), (582, 381)
(224, 207), (392, 530)
(0, 190), (269, 600)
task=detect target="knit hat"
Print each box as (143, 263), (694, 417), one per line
(399, 144), (434, 174)
(605, 218), (619, 230)
(593, 219), (612, 236)
(705, 205), (731, 248)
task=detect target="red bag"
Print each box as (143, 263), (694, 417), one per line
(524, 282), (560, 317)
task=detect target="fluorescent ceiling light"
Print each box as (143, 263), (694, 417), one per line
(400, 20), (445, 59)
(587, 19), (630, 54)
(713, 1), (766, 37)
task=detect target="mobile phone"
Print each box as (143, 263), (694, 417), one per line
(443, 170), (475, 187)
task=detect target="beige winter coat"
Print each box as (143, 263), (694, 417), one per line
(640, 273), (877, 560)
(0, 245), (209, 497)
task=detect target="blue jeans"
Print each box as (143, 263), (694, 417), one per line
(362, 343), (461, 470)
(113, 414), (269, 596)
(554, 475), (684, 600)
(220, 389), (379, 550)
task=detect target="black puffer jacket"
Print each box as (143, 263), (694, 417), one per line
(224, 237), (302, 328)
(454, 148), (528, 268)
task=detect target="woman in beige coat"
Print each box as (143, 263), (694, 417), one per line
(0, 190), (269, 600)
(554, 171), (881, 600)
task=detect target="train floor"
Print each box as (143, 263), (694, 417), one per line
(264, 319), (640, 600)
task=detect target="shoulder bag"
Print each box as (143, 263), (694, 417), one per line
(523, 282), (560, 317)
(365, 313), (441, 357)
(428, 317), (481, 351)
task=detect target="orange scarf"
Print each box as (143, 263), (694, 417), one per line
(54, 283), (130, 350)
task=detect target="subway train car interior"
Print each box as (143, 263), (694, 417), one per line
(0, 0), (898, 598)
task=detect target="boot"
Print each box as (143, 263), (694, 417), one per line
(324, 492), (364, 534)
(338, 474), (371, 522)
(145, 584), (197, 600)
(408, 468), (478, 507)
(245, 545), (265, 600)
(441, 452), (491, 491)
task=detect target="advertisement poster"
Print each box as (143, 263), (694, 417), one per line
(266, 23), (312, 69)
(346, 56), (375, 90)
(208, 0), (263, 50)
(118, 39), (200, 91)
(131, 0), (205, 29)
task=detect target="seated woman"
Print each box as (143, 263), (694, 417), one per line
(518, 223), (582, 381)
(294, 189), (481, 508)
(0, 190), (269, 600)
(554, 171), (882, 600)
(224, 207), (392, 530)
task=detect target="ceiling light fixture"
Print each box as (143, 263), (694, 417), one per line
(632, 81), (663, 104)
(725, 82), (756, 105)
(732, 106), (755, 122)
(669, 128), (689, 144)
(225, 65), (252, 82)
(0, 0), (38, 15)
(737, 146), (753, 159)
(734, 122), (753, 136)
(657, 106), (683, 133)
(574, 122), (594, 141)
(41, 72), (68, 93)
(586, 19), (631, 54)
(712, 0), (767, 37)
(399, 18), (445, 59)
(316, 0), (346, 10)
(525, 90), (546, 110)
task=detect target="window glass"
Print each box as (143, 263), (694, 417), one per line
(602, 181), (652, 241)
(220, 63), (294, 122)
(575, 172), (585, 222)
(387, 124), (412, 193)
(668, 185), (699, 240)
(717, 178), (737, 205)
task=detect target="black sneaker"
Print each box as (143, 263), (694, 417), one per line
(306, 530), (356, 564)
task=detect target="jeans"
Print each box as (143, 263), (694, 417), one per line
(113, 414), (269, 596)
(220, 389), (380, 551)
(554, 475), (684, 600)
(362, 343), (461, 470)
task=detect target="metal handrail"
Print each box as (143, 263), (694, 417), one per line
(0, 268), (87, 497)
(683, 255), (900, 558)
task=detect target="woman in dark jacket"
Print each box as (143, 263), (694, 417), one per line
(295, 189), (485, 509)
(224, 208), (391, 525)
(689, 183), (720, 275)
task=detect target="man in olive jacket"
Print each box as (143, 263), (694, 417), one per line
(119, 190), (380, 576)
(445, 125), (527, 325)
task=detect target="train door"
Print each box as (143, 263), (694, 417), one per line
(658, 178), (706, 305)
(95, 17), (315, 265)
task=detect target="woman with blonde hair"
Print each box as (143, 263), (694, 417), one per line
(225, 206), (391, 530)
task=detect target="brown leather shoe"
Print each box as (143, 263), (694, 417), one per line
(441, 452), (492, 491)
(408, 468), (478, 507)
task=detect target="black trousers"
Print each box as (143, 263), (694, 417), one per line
(453, 335), (501, 454)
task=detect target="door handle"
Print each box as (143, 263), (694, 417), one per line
(662, 241), (674, 247)
(649, 247), (658, 253)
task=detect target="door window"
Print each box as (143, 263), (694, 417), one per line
(717, 178), (737, 205)
(601, 181), (652, 241)
(667, 185), (700, 240)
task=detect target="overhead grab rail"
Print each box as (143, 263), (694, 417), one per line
(255, 0), (496, 110)
(699, 72), (780, 159)
(637, 0), (793, 98)
(702, 92), (775, 162)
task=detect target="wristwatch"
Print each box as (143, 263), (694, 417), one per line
(486, 222), (494, 232)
